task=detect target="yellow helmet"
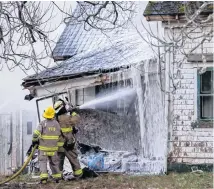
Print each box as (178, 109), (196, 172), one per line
(43, 106), (55, 119)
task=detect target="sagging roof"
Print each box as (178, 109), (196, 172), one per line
(22, 33), (153, 88)
(143, 1), (213, 20)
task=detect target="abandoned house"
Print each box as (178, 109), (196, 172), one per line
(21, 2), (213, 174)
(144, 1), (213, 170)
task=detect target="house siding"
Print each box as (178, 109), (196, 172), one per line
(166, 24), (213, 164)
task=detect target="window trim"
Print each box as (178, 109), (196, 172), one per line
(36, 92), (68, 122)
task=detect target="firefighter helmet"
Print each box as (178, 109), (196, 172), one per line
(43, 106), (55, 119)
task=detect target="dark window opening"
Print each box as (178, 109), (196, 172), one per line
(27, 122), (32, 135)
(198, 69), (213, 120)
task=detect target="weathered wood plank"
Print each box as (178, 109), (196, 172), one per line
(187, 53), (213, 62)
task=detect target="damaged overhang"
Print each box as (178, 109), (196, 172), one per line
(21, 66), (130, 89)
(24, 68), (132, 99)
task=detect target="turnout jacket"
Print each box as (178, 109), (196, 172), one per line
(57, 112), (80, 151)
(33, 119), (61, 154)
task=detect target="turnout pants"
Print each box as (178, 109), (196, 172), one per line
(39, 151), (61, 181)
(58, 147), (83, 177)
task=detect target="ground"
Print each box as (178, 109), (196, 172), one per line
(0, 172), (213, 189)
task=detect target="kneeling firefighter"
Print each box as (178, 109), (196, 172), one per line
(54, 99), (83, 178)
(32, 106), (62, 184)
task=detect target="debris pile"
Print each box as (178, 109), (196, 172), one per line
(78, 143), (138, 173)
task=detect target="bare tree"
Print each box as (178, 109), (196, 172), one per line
(132, 1), (213, 93)
(0, 1), (134, 73)
(72, 1), (135, 31)
(0, 1), (63, 73)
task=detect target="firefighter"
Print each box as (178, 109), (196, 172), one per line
(32, 106), (62, 184)
(54, 99), (83, 178)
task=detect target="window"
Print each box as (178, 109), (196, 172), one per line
(27, 122), (32, 135)
(198, 68), (213, 120)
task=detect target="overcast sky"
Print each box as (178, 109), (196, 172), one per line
(0, 1), (157, 118)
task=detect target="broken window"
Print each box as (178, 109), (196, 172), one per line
(198, 68), (214, 120)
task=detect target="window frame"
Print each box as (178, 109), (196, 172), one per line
(197, 67), (214, 124)
(36, 92), (68, 122)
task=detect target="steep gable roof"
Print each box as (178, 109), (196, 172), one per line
(52, 23), (106, 61)
(52, 3), (134, 61)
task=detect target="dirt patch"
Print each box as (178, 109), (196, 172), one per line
(0, 172), (213, 189)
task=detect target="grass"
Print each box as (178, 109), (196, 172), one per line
(0, 172), (213, 189)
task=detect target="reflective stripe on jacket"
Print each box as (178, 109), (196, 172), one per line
(33, 119), (61, 152)
(57, 112), (80, 152)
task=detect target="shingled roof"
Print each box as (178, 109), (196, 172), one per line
(22, 32), (153, 88)
(144, 1), (213, 16)
(52, 23), (107, 61)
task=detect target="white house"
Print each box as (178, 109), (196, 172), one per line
(144, 1), (213, 171)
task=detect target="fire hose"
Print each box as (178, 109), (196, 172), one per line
(0, 145), (38, 186)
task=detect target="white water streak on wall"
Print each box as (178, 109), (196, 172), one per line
(131, 60), (167, 174)
(0, 114), (13, 175)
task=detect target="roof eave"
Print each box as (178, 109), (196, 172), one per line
(144, 15), (180, 22)
(144, 12), (213, 22)
(22, 71), (103, 88)
(22, 65), (130, 89)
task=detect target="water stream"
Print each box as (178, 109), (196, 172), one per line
(79, 87), (136, 110)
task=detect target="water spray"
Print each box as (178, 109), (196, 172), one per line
(79, 88), (136, 110)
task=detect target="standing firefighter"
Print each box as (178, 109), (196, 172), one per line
(54, 99), (83, 178)
(32, 106), (62, 184)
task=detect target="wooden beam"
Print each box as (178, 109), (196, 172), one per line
(144, 13), (212, 22)
(187, 53), (213, 62)
(145, 15), (177, 22)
